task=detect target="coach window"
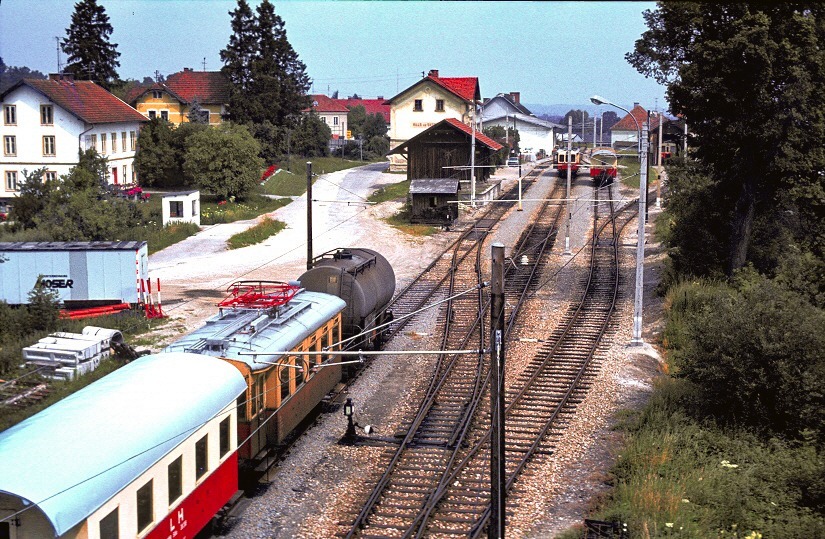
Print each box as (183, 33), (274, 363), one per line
(236, 394), (247, 421)
(99, 507), (119, 538)
(320, 328), (330, 366)
(136, 480), (153, 532)
(168, 456), (183, 504)
(220, 416), (231, 457)
(195, 435), (208, 480)
(280, 362), (291, 402)
(413, 99), (423, 112)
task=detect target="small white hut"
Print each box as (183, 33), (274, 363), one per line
(161, 191), (200, 227)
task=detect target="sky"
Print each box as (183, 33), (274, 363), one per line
(0, 0), (668, 113)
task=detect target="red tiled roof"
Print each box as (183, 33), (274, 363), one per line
(387, 73), (480, 104)
(340, 98), (390, 123)
(164, 70), (229, 104)
(432, 76), (480, 102)
(611, 104), (664, 132)
(304, 94), (350, 113)
(19, 78), (147, 124)
(445, 118), (503, 150)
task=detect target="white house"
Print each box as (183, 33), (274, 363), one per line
(481, 92), (560, 157)
(304, 94), (350, 139)
(161, 190), (200, 227)
(0, 73), (148, 203)
(386, 69), (481, 171)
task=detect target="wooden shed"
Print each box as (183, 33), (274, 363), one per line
(388, 118), (504, 185)
(408, 178), (460, 224)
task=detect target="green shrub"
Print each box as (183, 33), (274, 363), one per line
(227, 217), (286, 249)
(670, 272), (825, 440)
(596, 378), (825, 538)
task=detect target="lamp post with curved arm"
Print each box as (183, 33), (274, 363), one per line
(591, 95), (648, 345)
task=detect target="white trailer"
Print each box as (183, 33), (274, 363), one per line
(0, 241), (148, 306)
(22, 326), (124, 381)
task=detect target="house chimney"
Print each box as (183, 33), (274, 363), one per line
(633, 102), (640, 108)
(49, 73), (74, 82)
(428, 69), (439, 78)
(510, 92), (520, 104)
(184, 67), (193, 72)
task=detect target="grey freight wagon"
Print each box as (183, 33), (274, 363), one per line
(0, 241), (149, 306)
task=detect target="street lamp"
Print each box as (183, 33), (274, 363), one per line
(590, 95), (648, 346)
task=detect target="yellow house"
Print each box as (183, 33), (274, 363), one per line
(386, 69), (481, 171)
(126, 69), (229, 126)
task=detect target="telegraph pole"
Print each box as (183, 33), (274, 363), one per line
(489, 243), (506, 539)
(306, 162), (313, 270)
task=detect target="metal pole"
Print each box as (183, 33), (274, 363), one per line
(489, 243), (506, 539)
(656, 115), (663, 209)
(564, 116), (572, 255)
(471, 104), (477, 208)
(632, 121), (649, 345)
(306, 161), (313, 271)
(593, 114), (596, 149)
(599, 112), (603, 147)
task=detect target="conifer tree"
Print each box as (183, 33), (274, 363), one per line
(222, 0), (310, 127)
(61, 0), (120, 89)
(220, 0), (257, 124)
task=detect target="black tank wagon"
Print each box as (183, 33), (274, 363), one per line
(298, 247), (395, 349)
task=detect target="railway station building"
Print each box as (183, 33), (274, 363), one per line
(386, 69), (481, 171)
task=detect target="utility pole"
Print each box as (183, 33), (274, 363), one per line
(489, 243), (506, 539)
(632, 120), (649, 345)
(599, 112), (604, 147)
(564, 115), (572, 255)
(306, 162), (313, 271)
(471, 103), (477, 207)
(657, 113), (663, 209)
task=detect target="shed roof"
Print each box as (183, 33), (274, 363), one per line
(2, 78), (148, 125)
(0, 353), (246, 536)
(0, 241), (146, 251)
(388, 118), (503, 156)
(410, 178), (460, 195)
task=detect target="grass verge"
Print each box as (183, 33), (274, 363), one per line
(259, 157), (383, 197)
(368, 179), (410, 204)
(227, 217), (286, 249)
(383, 207), (439, 236)
(200, 194), (290, 224)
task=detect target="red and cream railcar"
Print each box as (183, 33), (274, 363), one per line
(554, 148), (581, 177)
(0, 353), (247, 539)
(589, 147), (618, 186)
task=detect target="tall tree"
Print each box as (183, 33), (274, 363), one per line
(221, 0), (257, 124)
(628, 3), (825, 275)
(61, 0), (120, 89)
(248, 0), (311, 125)
(183, 124), (263, 200)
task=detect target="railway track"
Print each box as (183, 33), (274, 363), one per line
(341, 182), (637, 538)
(340, 168), (568, 538)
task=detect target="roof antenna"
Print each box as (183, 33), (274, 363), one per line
(202, 57), (207, 71)
(55, 36), (62, 73)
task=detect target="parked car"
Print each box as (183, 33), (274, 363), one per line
(507, 157), (519, 167)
